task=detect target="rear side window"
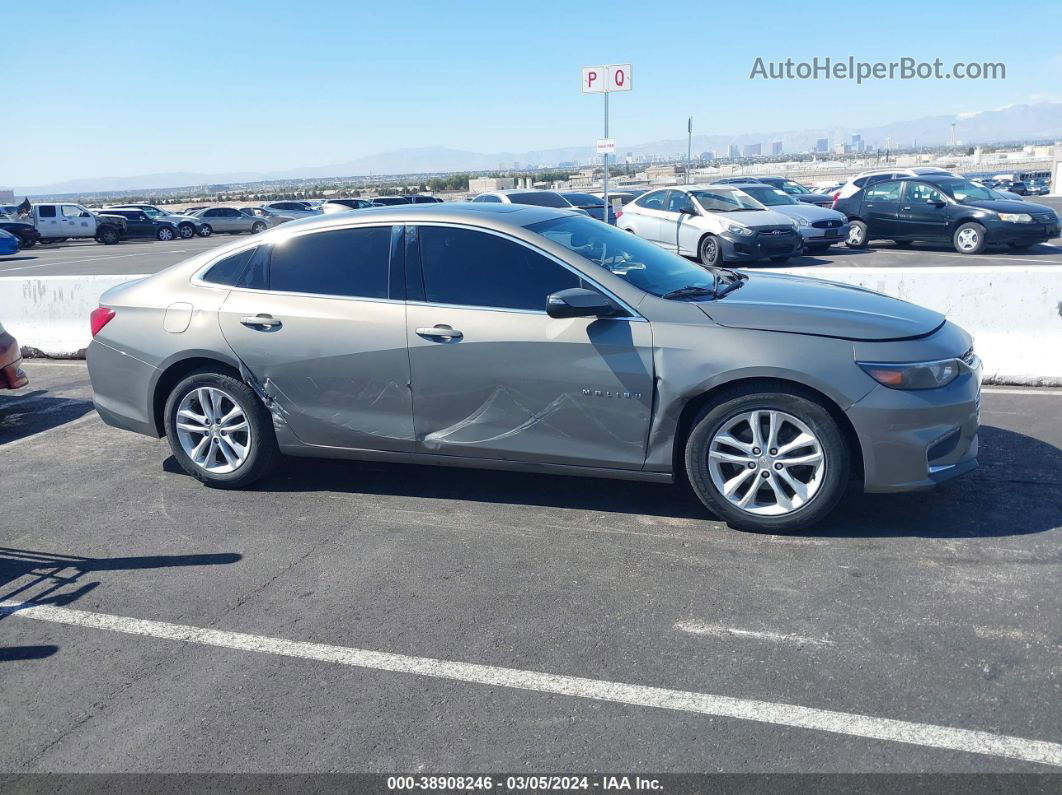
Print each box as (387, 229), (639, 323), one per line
(865, 181), (902, 201)
(269, 226), (392, 298)
(202, 247), (263, 287)
(418, 226), (579, 311)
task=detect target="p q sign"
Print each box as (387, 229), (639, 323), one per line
(581, 64), (632, 93)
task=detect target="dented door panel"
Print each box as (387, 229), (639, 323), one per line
(219, 290), (414, 451)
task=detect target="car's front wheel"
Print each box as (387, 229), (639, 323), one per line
(953, 222), (987, 254)
(178, 223), (196, 239)
(97, 228), (120, 245)
(846, 220), (868, 248)
(164, 369), (278, 488)
(698, 234), (723, 267)
(156, 226), (175, 241)
(251, 221), (267, 234)
(197, 224), (213, 237)
(684, 388), (850, 532)
(17, 236), (35, 249)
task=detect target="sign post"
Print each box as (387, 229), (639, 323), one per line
(582, 64), (631, 218)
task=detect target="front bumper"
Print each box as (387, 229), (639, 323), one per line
(0, 239), (19, 255)
(0, 330), (29, 389)
(846, 369), (980, 493)
(798, 223), (850, 246)
(720, 230), (803, 261)
(984, 218), (1060, 244)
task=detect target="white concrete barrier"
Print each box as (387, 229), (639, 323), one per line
(1, 267), (1060, 384)
(766, 264), (1062, 386)
(0, 274), (148, 357)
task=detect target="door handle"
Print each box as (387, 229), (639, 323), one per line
(900, 206), (911, 211)
(240, 314), (282, 328)
(416, 324), (463, 340)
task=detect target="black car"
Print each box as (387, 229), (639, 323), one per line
(836, 174), (1060, 254)
(559, 192), (618, 225)
(96, 209), (181, 241)
(0, 219), (40, 249)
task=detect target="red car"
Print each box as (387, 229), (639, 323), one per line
(0, 320), (29, 389)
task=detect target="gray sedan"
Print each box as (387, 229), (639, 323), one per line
(729, 183), (850, 254)
(189, 207), (269, 235)
(86, 204), (980, 532)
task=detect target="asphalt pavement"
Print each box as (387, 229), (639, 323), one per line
(1, 361), (1059, 773)
(2, 225), (1061, 278)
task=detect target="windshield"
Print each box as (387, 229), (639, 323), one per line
(689, 189), (765, 212)
(737, 187), (798, 207)
(779, 180), (810, 194)
(527, 215), (718, 297)
(936, 179), (997, 202)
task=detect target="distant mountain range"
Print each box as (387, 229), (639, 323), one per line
(10, 102), (1062, 196)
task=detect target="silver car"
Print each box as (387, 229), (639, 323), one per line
(104, 204), (207, 239)
(260, 201), (322, 219)
(86, 205), (980, 532)
(725, 184), (850, 254)
(620, 185), (803, 266)
(189, 207), (269, 236)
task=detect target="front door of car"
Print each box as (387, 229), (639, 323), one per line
(217, 224), (415, 452)
(127, 212), (152, 237)
(666, 190), (701, 256)
(899, 181), (951, 240)
(861, 180), (902, 237)
(405, 224), (653, 470)
(61, 204), (94, 238)
(202, 208), (228, 232)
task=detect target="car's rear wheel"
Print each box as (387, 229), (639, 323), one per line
(684, 388), (850, 532)
(178, 223), (195, 239)
(197, 224), (213, 237)
(164, 369), (278, 488)
(953, 222), (987, 254)
(156, 226), (175, 241)
(698, 234), (723, 267)
(846, 220), (868, 248)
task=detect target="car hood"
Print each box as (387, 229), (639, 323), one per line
(965, 198), (1052, 214)
(768, 204), (846, 223)
(795, 193), (834, 203)
(696, 272), (944, 341)
(719, 208), (795, 228)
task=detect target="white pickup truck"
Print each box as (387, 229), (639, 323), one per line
(30, 203), (126, 244)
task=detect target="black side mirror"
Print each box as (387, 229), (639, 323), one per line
(928, 199), (946, 208)
(546, 288), (621, 319)
(679, 206), (697, 215)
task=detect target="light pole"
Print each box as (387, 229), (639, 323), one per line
(686, 117), (692, 184)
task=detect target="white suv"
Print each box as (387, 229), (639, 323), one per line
(833, 167), (955, 204)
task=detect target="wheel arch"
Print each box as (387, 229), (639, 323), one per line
(671, 375), (864, 486)
(150, 354), (242, 436)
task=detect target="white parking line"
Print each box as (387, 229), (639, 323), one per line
(674, 620), (834, 646)
(981, 388), (1062, 396)
(3, 601), (1060, 767)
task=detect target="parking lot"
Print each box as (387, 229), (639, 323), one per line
(1, 360), (1059, 772)
(3, 225), (1062, 279)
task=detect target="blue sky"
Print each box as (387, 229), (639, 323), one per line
(5, 0), (1061, 186)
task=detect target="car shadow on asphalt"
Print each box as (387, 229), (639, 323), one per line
(171, 424), (1061, 539)
(0, 394), (96, 446)
(0, 256), (37, 264)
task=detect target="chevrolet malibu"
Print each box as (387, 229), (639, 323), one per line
(86, 204), (981, 532)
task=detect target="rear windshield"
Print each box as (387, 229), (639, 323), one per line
(507, 192), (571, 208)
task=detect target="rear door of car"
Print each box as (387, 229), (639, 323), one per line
(216, 224), (414, 452)
(404, 223), (653, 470)
(625, 190), (668, 242)
(861, 180), (902, 237)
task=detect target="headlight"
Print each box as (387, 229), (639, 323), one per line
(998, 213), (1033, 223)
(794, 217), (809, 227)
(857, 358), (961, 389)
(722, 222), (754, 237)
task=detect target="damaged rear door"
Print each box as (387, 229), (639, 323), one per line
(218, 224), (414, 451)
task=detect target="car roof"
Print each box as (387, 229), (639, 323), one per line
(254, 202), (576, 234)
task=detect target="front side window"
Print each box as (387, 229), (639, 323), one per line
(418, 226), (579, 311)
(934, 179), (994, 202)
(666, 191), (696, 214)
(865, 182), (902, 202)
(906, 182), (946, 203)
(38, 206), (57, 218)
(269, 226), (392, 299)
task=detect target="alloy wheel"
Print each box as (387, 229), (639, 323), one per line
(847, 225), (864, 245)
(956, 227), (979, 251)
(179, 225), (194, 239)
(707, 409), (826, 516)
(175, 387), (252, 474)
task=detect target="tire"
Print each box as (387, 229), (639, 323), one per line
(163, 368), (279, 489)
(17, 235), (35, 249)
(953, 222), (987, 255)
(96, 227), (120, 245)
(251, 221), (267, 234)
(769, 256), (790, 263)
(892, 240), (913, 248)
(845, 220), (868, 248)
(698, 234), (724, 267)
(156, 226), (175, 241)
(178, 223), (195, 239)
(684, 388), (850, 533)
(197, 224), (213, 237)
